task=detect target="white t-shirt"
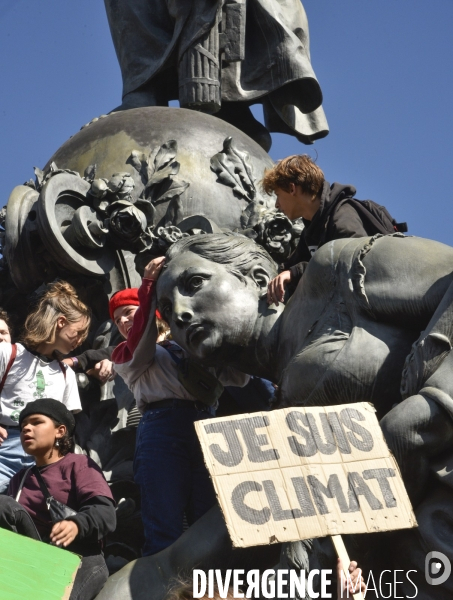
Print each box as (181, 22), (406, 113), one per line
(0, 343), (81, 426)
(117, 342), (250, 414)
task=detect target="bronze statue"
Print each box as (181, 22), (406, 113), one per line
(103, 0), (329, 150)
(96, 231), (453, 599)
(154, 232), (453, 598)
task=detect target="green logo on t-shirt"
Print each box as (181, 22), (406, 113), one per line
(32, 370), (49, 398)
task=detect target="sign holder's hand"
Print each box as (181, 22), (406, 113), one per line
(332, 535), (365, 600)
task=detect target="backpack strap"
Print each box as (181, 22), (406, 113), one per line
(32, 465), (52, 502)
(15, 466), (33, 502)
(0, 343), (17, 395)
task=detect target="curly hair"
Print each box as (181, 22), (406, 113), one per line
(261, 154), (324, 197)
(22, 281), (91, 350)
(51, 419), (75, 455)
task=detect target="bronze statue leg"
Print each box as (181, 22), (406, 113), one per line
(215, 102), (272, 152)
(110, 72), (175, 112)
(95, 504), (280, 600)
(389, 484), (453, 599)
(381, 394), (453, 506)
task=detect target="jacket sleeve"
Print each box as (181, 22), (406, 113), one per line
(68, 496), (116, 541)
(74, 347), (114, 372)
(289, 261), (308, 286)
(329, 203), (368, 239)
(283, 235), (312, 270)
(111, 278), (158, 385)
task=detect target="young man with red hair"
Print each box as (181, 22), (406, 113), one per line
(263, 155), (404, 305)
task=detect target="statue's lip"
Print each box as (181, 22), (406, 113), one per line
(186, 323), (205, 344)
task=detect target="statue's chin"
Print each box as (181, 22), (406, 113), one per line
(187, 329), (223, 361)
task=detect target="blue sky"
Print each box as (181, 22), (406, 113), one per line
(0, 0), (452, 245)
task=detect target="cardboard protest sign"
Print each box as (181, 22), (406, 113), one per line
(0, 527), (81, 599)
(195, 403), (417, 548)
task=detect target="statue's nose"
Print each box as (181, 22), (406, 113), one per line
(173, 299), (193, 328)
(174, 311), (193, 328)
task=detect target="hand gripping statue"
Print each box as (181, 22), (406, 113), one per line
(97, 232), (453, 599)
(103, 0), (329, 150)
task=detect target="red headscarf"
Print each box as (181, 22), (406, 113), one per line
(109, 288), (139, 320)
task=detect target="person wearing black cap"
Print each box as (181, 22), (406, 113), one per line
(0, 399), (116, 600)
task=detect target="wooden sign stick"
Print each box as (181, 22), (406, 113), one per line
(331, 535), (365, 600)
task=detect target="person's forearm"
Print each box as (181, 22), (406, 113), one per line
(74, 347), (114, 372)
(111, 278), (158, 375)
(284, 235), (311, 269)
(69, 496), (116, 541)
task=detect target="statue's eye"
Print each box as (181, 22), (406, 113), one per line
(188, 276), (204, 291)
(160, 302), (172, 320)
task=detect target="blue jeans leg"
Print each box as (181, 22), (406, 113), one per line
(134, 406), (216, 556)
(186, 418), (218, 526)
(0, 428), (34, 493)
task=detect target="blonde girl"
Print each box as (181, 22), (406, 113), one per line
(0, 281), (90, 492)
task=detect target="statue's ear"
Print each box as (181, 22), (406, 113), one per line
(247, 265), (271, 293)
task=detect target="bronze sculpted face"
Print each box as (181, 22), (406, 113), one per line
(157, 252), (263, 361)
(157, 233), (279, 363)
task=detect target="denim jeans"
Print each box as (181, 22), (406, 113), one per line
(0, 427), (34, 493)
(0, 495), (109, 600)
(134, 401), (217, 556)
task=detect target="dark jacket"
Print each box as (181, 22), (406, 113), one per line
(74, 347), (114, 373)
(284, 181), (368, 283)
